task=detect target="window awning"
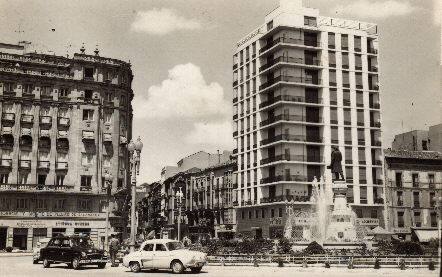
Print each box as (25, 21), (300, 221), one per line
(413, 229), (438, 242)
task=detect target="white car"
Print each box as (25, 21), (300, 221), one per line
(33, 238), (51, 264)
(122, 239), (207, 273)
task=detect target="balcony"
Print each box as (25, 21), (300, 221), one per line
(57, 117), (70, 127)
(261, 153), (323, 165)
(233, 114), (238, 120)
(259, 37), (320, 53)
(22, 92), (35, 99)
(260, 194), (311, 204)
(259, 75), (321, 90)
(260, 114), (322, 127)
(80, 186), (92, 192)
(261, 174), (308, 184)
(39, 116), (52, 126)
(369, 84), (379, 91)
(370, 103), (380, 109)
(233, 64), (238, 70)
(19, 160), (31, 169)
(56, 162), (68, 171)
(1, 113), (15, 124)
(37, 161), (50, 170)
(82, 130), (95, 141)
(367, 48), (378, 54)
(0, 183), (76, 193)
(369, 66), (379, 72)
(261, 134), (322, 145)
(38, 137), (51, 149)
(233, 97), (238, 103)
(20, 114), (34, 124)
(259, 95), (322, 109)
(371, 140), (382, 147)
(233, 131), (238, 137)
(233, 80), (238, 87)
(374, 198), (384, 204)
(370, 121), (381, 128)
(0, 159), (12, 168)
(259, 56), (321, 72)
(19, 136), (32, 148)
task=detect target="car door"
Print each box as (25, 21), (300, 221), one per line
(59, 238), (72, 262)
(45, 238), (61, 261)
(139, 243), (154, 269)
(152, 243), (170, 269)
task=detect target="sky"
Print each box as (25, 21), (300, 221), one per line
(0, 0), (440, 184)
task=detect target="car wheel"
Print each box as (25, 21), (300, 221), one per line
(98, 263), (106, 269)
(72, 257), (81, 270)
(33, 259), (39, 264)
(130, 261), (141, 273)
(191, 267), (202, 274)
(171, 260), (184, 274)
(43, 259), (50, 268)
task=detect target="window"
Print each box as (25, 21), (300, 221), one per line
(84, 89), (93, 100)
(19, 172), (29, 184)
(81, 153), (94, 166)
(357, 128), (365, 144)
(143, 244), (154, 251)
(328, 33), (335, 48)
(329, 88), (337, 105)
(304, 16), (317, 26)
(354, 36), (362, 51)
(355, 55), (362, 70)
(255, 210), (259, 218)
(0, 173), (9, 184)
(53, 199), (66, 211)
(104, 110), (112, 124)
(355, 209), (363, 218)
(396, 191), (403, 206)
(16, 198), (30, 210)
(356, 73), (363, 89)
(36, 199), (49, 210)
(241, 211), (245, 219)
(59, 87), (70, 97)
(278, 208), (282, 217)
(155, 244), (167, 251)
(84, 67), (94, 79)
(331, 126), (338, 144)
(360, 186), (367, 203)
(40, 107), (50, 116)
(412, 173), (419, 187)
(55, 174), (65, 186)
(266, 20), (273, 31)
(413, 191), (420, 207)
(422, 140), (428, 150)
(328, 51), (336, 67)
(342, 71), (350, 87)
(395, 172), (402, 187)
(37, 174), (47, 186)
(429, 174), (435, 188)
(343, 89), (351, 106)
(358, 148), (366, 164)
(23, 84), (33, 94)
(82, 109), (94, 121)
(345, 147), (352, 164)
(77, 199), (92, 211)
(41, 86), (52, 97)
(431, 213), (437, 227)
(80, 175), (92, 188)
(248, 211), (252, 219)
(370, 210), (378, 219)
(341, 34), (348, 50)
(342, 53), (349, 69)
(329, 70), (336, 85)
(357, 110), (364, 126)
(330, 108), (338, 124)
(414, 211), (421, 227)
(397, 211), (404, 228)
(261, 209), (265, 218)
(271, 209), (274, 218)
(344, 127), (352, 144)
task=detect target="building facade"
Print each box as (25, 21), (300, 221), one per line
(384, 149), (442, 241)
(391, 124), (442, 152)
(0, 42), (133, 250)
(232, 0), (385, 238)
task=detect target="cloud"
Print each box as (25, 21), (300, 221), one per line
(131, 8), (201, 35)
(134, 63), (230, 119)
(185, 121), (234, 149)
(332, 0), (417, 19)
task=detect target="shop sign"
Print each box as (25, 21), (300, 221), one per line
(355, 218), (379, 226)
(0, 211), (105, 218)
(393, 228), (410, 234)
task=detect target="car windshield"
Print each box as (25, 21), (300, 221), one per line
(166, 242), (184, 251)
(72, 237), (94, 248)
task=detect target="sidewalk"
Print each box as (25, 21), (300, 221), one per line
(0, 251), (33, 258)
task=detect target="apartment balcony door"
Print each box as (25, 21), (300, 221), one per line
(269, 166), (276, 178)
(268, 185), (276, 199)
(307, 165), (321, 182)
(306, 107), (319, 123)
(306, 145), (320, 162)
(304, 51), (316, 65)
(267, 127), (275, 140)
(305, 88), (319, 104)
(306, 126), (320, 142)
(268, 147), (275, 159)
(305, 70), (318, 84)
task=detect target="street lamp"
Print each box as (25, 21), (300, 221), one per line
(433, 195), (442, 274)
(128, 137), (143, 252)
(176, 187), (184, 241)
(103, 171), (113, 251)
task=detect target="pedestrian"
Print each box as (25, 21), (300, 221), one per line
(109, 233), (120, 267)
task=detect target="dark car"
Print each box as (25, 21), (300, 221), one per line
(40, 235), (108, 270)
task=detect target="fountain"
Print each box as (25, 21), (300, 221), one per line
(284, 176), (364, 246)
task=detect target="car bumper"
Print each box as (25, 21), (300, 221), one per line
(79, 258), (108, 264)
(186, 261), (206, 268)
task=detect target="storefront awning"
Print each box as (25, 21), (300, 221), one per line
(413, 229), (438, 242)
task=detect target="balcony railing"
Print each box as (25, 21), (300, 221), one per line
(260, 37), (320, 53)
(259, 56), (321, 72)
(261, 134), (322, 145)
(20, 114), (34, 124)
(261, 174), (308, 184)
(57, 117), (70, 127)
(37, 161), (50, 169)
(369, 103), (380, 109)
(261, 154), (323, 165)
(259, 95), (322, 109)
(0, 183), (77, 193)
(260, 114), (322, 127)
(39, 116), (52, 126)
(260, 75), (321, 90)
(1, 113), (15, 123)
(56, 162), (68, 170)
(260, 194), (311, 204)
(0, 159), (12, 167)
(370, 121), (381, 128)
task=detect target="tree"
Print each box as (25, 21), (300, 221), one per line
(303, 241), (325, 255)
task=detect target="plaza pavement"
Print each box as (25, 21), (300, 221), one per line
(0, 256), (439, 277)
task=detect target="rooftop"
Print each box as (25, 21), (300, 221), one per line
(384, 149), (442, 160)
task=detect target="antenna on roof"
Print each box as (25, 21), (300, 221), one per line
(80, 43), (85, 54)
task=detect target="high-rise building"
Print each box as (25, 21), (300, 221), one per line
(0, 42), (133, 250)
(232, 0), (384, 238)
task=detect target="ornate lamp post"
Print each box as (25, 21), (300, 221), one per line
(103, 171), (113, 251)
(176, 187), (184, 241)
(128, 137), (143, 252)
(433, 195), (442, 272)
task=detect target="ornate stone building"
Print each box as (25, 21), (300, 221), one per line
(0, 42), (133, 250)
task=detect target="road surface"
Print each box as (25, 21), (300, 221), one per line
(0, 256), (438, 277)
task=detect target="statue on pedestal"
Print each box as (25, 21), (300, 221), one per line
(328, 146), (345, 181)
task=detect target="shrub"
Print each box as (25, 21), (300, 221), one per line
(276, 238), (292, 254)
(393, 241), (423, 255)
(5, 246), (12, 252)
(428, 260), (435, 271)
(374, 258), (380, 269)
(324, 261), (330, 268)
(303, 241), (325, 255)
